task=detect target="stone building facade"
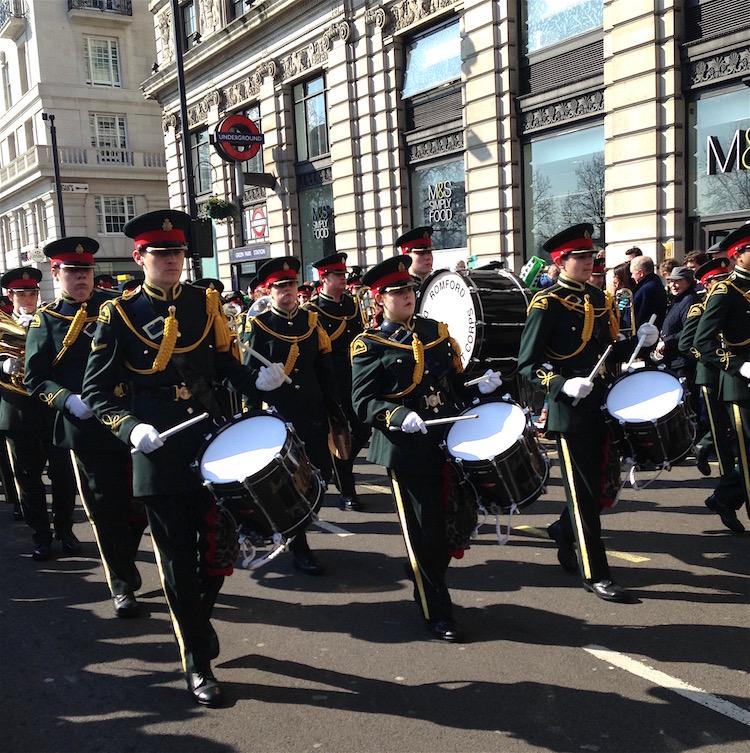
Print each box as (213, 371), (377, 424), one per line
(142, 0), (750, 290)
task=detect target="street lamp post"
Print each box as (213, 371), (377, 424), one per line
(41, 112), (66, 238)
(170, 0), (202, 279)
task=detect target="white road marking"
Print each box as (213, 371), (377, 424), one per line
(584, 645), (750, 728)
(359, 483), (391, 494)
(513, 525), (650, 562)
(312, 520), (354, 537)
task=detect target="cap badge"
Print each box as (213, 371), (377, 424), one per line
(282, 262), (289, 271)
(583, 230), (591, 240)
(22, 272), (29, 280)
(75, 244), (84, 254)
(162, 219), (173, 231)
(398, 262), (405, 272)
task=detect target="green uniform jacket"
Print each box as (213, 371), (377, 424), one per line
(241, 305), (341, 423)
(517, 276), (632, 434)
(678, 301), (717, 389)
(81, 282), (260, 496)
(693, 268), (750, 403)
(24, 290), (122, 452)
(350, 315), (472, 469)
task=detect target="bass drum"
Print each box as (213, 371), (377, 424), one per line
(417, 268), (530, 379)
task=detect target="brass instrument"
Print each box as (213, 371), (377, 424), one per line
(356, 286), (380, 328)
(0, 310), (27, 395)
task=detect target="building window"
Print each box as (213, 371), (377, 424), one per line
(229, 0), (249, 20)
(35, 202), (48, 241)
(183, 1), (197, 49)
(96, 196), (136, 234)
(18, 42), (29, 95)
(402, 20), (461, 98)
(7, 133), (16, 161)
(410, 158), (467, 253)
(89, 112), (132, 163)
(688, 88), (750, 220)
(523, 123), (605, 259)
(17, 209), (28, 246)
(24, 118), (34, 149)
(1, 56), (11, 111)
(294, 76), (328, 162)
(241, 104), (264, 176)
(190, 128), (212, 195)
(524, 0), (603, 54)
(84, 36), (122, 87)
(298, 182), (335, 280)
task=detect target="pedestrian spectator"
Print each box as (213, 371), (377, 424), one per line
(659, 258), (679, 284)
(630, 255), (668, 328)
(624, 246), (643, 261)
(610, 262), (635, 336)
(538, 263), (559, 289)
(683, 250), (709, 273)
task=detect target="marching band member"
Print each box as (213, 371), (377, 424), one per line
(82, 210), (279, 707)
(241, 256), (343, 574)
(297, 282), (314, 306)
(693, 224), (750, 532)
(24, 239), (145, 614)
(397, 226), (434, 287)
(305, 253), (371, 511)
(94, 274), (118, 291)
(0, 267), (78, 560)
(518, 223), (659, 603)
(351, 256), (502, 642)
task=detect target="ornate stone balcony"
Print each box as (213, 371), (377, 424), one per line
(0, 0), (27, 41)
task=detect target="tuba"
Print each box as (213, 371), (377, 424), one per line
(0, 310), (28, 395)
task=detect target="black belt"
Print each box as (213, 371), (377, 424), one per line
(132, 384), (195, 402)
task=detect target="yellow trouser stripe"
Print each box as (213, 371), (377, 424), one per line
(70, 451), (115, 595)
(731, 404), (750, 504)
(703, 387), (724, 476)
(559, 437), (592, 581)
(150, 536), (189, 673)
(5, 438), (23, 506)
(390, 473), (430, 621)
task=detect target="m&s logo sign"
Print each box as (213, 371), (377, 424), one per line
(706, 129), (750, 175)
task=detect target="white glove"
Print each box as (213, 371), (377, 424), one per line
(255, 363), (287, 391)
(401, 411), (428, 434)
(129, 423), (164, 454)
(64, 394), (93, 420)
(477, 369), (503, 395)
(637, 323), (659, 347)
(740, 362), (750, 379)
(16, 313), (34, 328)
(1, 357), (20, 376)
(562, 377), (593, 401)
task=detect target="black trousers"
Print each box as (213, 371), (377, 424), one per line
(701, 386), (746, 510)
(0, 438), (19, 509)
(729, 402), (750, 514)
(332, 421), (371, 498)
(555, 428), (612, 584)
(143, 492), (224, 675)
(71, 445), (144, 597)
(6, 434), (76, 545)
(388, 466), (452, 623)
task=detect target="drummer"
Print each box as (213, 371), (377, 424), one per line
(351, 255), (502, 642)
(518, 223), (659, 603)
(397, 226), (433, 288)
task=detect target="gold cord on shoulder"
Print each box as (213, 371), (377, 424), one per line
(52, 303), (88, 366)
(152, 306), (179, 372)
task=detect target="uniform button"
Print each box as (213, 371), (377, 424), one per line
(424, 369), (429, 374)
(143, 350), (148, 355)
(293, 368), (299, 373)
(433, 407), (439, 413)
(294, 384), (300, 390)
(396, 359), (402, 363)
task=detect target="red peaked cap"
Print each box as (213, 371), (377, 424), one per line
(543, 223), (595, 264)
(396, 226), (433, 255)
(362, 255), (418, 296)
(256, 256), (300, 286)
(696, 257), (732, 286)
(43, 237), (99, 268)
(312, 252), (348, 275)
(123, 209), (191, 252)
(1, 266), (42, 290)
(718, 223), (750, 258)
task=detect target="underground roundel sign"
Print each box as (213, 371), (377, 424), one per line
(214, 114), (264, 162)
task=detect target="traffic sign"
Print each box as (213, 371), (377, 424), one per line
(250, 206), (268, 239)
(213, 114), (264, 162)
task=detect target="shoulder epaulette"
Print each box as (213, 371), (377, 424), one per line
(686, 302), (704, 318)
(528, 290), (551, 313)
(350, 334), (368, 360)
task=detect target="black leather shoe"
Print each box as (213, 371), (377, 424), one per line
(113, 592), (141, 618)
(338, 495), (363, 512)
(293, 550), (325, 575)
(426, 619), (464, 643)
(12, 504), (23, 521)
(547, 522), (578, 574)
(695, 445), (711, 477)
(208, 624), (220, 660)
(186, 670), (223, 707)
(58, 532), (82, 555)
(705, 496), (745, 535)
(583, 579), (633, 603)
(32, 543), (52, 561)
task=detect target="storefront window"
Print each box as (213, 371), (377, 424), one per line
(524, 0), (602, 54)
(410, 158), (467, 256)
(402, 20), (461, 98)
(688, 88), (750, 218)
(298, 183), (335, 281)
(523, 124), (604, 259)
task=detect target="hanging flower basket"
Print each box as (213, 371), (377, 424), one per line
(205, 196), (236, 221)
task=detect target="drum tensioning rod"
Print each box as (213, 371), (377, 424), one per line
(130, 411), (210, 454)
(388, 414), (479, 431)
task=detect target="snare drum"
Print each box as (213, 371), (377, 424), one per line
(417, 268), (530, 378)
(605, 368), (695, 470)
(443, 400), (549, 513)
(193, 410), (324, 541)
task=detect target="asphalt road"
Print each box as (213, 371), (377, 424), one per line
(1, 444), (748, 753)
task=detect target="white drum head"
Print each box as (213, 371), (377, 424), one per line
(446, 401), (527, 461)
(418, 270), (477, 369)
(606, 370), (683, 423)
(200, 414), (287, 484)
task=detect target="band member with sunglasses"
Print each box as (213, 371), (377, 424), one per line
(82, 210), (283, 707)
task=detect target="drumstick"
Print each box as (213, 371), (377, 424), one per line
(246, 346), (293, 385)
(130, 411), (209, 454)
(464, 371), (501, 387)
(388, 414), (479, 431)
(572, 344), (613, 407)
(623, 313), (657, 372)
